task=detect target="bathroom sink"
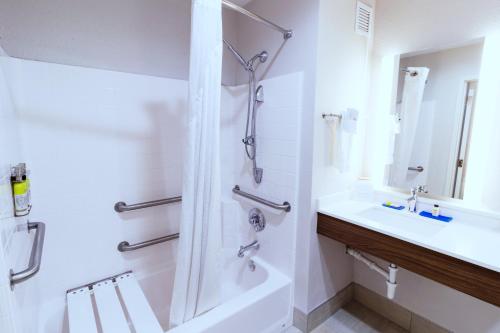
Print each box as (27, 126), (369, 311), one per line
(357, 206), (446, 237)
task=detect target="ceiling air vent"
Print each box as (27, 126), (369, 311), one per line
(355, 1), (372, 37)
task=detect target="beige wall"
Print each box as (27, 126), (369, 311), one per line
(0, 0), (240, 84)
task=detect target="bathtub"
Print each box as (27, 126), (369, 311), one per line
(38, 253), (291, 333)
(169, 255), (292, 333)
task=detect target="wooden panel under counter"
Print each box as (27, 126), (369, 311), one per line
(317, 212), (500, 307)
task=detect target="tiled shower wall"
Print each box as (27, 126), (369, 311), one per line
(2, 56), (304, 332)
(220, 72), (303, 279)
(2, 57), (188, 332)
(0, 53), (22, 333)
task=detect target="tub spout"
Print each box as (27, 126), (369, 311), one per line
(238, 240), (260, 258)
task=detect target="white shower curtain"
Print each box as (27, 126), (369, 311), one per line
(169, 0), (223, 327)
(392, 67), (429, 186)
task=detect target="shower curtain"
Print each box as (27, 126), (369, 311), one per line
(392, 67), (429, 186)
(169, 0), (223, 327)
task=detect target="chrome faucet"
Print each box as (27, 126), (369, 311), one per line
(238, 240), (260, 258)
(407, 185), (427, 213)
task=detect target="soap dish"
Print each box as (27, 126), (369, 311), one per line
(382, 203), (405, 210)
(419, 211), (453, 223)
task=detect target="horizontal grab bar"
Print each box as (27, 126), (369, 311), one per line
(114, 196), (182, 212)
(232, 185), (291, 212)
(408, 166), (424, 172)
(117, 233), (179, 252)
(10, 222), (46, 289)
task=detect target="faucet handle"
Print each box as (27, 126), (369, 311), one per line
(416, 185), (428, 193)
(410, 185), (428, 195)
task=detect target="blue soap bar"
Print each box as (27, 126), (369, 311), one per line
(419, 211), (453, 223)
(382, 203), (405, 210)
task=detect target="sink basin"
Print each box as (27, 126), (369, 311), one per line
(357, 206), (446, 237)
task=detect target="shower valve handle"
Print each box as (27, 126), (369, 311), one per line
(242, 136), (255, 146)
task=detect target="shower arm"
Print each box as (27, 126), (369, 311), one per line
(222, 0), (293, 40)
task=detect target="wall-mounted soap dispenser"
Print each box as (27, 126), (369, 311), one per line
(11, 163), (31, 217)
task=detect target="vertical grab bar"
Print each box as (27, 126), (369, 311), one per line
(10, 222), (46, 289)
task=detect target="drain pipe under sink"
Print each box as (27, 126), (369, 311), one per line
(346, 247), (398, 299)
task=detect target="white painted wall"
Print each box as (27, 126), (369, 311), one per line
(391, 43), (484, 196)
(2, 57), (188, 332)
(0, 0), (239, 84)
(372, 0), (500, 58)
(304, 0), (375, 313)
(362, 0), (500, 331)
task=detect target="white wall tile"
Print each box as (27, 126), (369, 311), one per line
(2, 57), (188, 332)
(221, 72), (303, 278)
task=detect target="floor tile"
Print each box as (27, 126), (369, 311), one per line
(311, 301), (409, 333)
(284, 326), (303, 333)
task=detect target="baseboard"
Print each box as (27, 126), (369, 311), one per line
(353, 283), (452, 333)
(293, 283), (354, 332)
(293, 283), (451, 333)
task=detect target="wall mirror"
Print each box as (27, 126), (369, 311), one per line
(387, 40), (485, 199)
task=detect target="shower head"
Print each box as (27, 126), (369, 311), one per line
(223, 39), (248, 69)
(258, 51), (268, 63)
(250, 51), (268, 65)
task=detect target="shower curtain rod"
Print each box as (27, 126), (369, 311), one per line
(222, 0), (293, 40)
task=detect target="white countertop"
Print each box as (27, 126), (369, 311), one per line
(318, 197), (500, 273)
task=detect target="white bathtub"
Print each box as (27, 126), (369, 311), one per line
(168, 256), (292, 333)
(38, 254), (291, 333)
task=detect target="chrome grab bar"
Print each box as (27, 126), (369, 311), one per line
(114, 196), (182, 212)
(408, 166), (424, 172)
(10, 222), (45, 289)
(232, 185), (291, 212)
(118, 233), (179, 252)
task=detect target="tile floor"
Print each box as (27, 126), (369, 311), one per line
(286, 301), (408, 333)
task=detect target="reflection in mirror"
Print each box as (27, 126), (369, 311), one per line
(387, 41), (484, 199)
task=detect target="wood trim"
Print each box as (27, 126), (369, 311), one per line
(317, 213), (500, 307)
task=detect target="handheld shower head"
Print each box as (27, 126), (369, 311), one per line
(255, 85), (264, 103)
(249, 51), (268, 66)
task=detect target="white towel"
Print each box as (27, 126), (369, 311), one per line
(341, 108), (359, 134)
(328, 108), (359, 172)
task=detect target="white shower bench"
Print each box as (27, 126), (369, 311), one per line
(66, 271), (163, 333)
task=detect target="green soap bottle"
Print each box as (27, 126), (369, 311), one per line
(11, 163), (31, 217)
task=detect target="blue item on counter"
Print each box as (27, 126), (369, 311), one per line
(419, 211), (453, 223)
(382, 203), (405, 210)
